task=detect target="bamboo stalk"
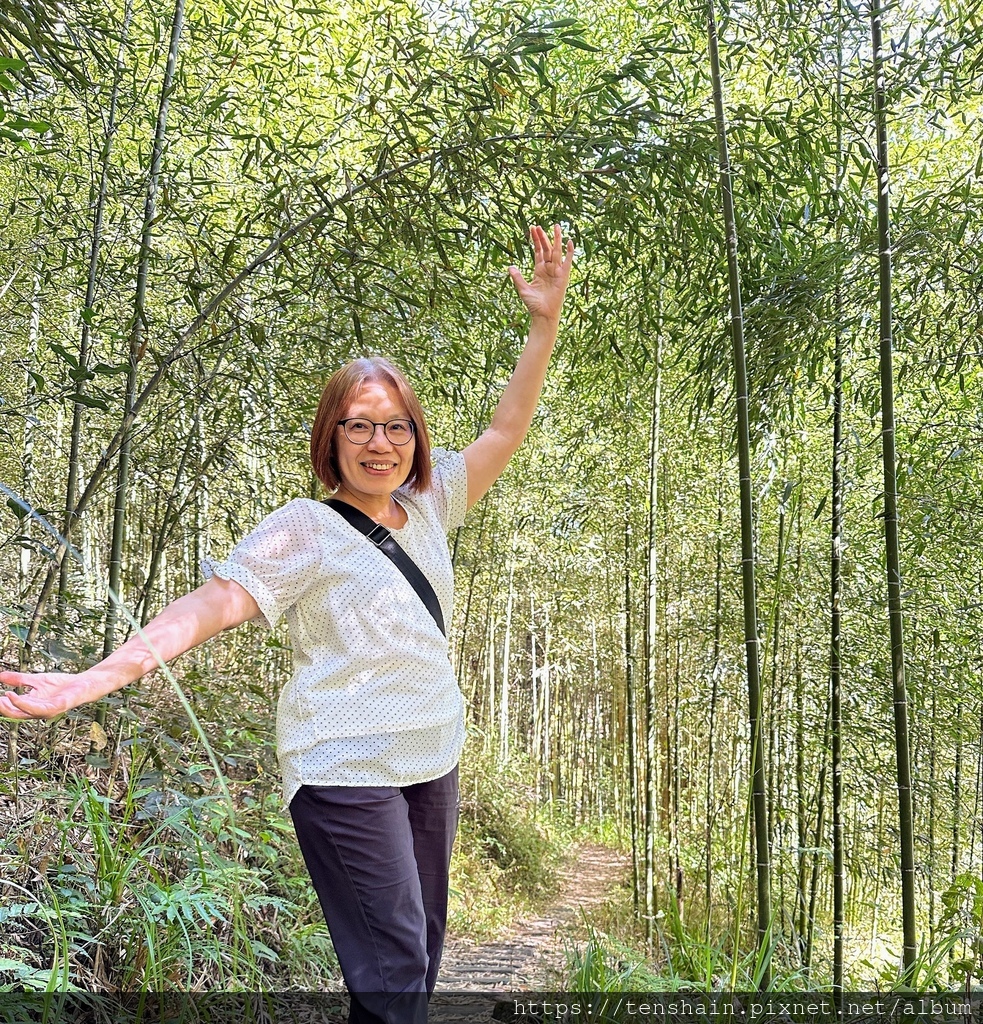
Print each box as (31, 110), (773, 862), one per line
(706, 0), (772, 981)
(870, 0), (916, 974)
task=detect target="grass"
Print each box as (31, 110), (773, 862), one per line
(451, 742), (568, 939)
(0, 718), (565, 990)
(11, 696), (976, 999)
(0, 762), (325, 991)
(1, 692), (340, 993)
(557, 878), (983, 1001)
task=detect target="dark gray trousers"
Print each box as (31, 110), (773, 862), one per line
(289, 767), (459, 1024)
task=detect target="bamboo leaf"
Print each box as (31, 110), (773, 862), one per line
(67, 392), (110, 411)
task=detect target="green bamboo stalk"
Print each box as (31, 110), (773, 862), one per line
(831, 280), (845, 991)
(95, 0), (186, 739)
(58, 0), (134, 617)
(870, 0), (916, 974)
(805, 693), (830, 978)
(704, 435), (725, 939)
(706, 0), (772, 983)
(952, 700), (962, 884)
(830, 0), (847, 994)
(644, 337), (662, 938)
(794, 521), (808, 962)
(625, 483), (640, 916)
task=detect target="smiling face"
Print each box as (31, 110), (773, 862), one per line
(333, 381), (417, 505)
(310, 356), (432, 496)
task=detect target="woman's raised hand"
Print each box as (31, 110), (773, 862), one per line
(508, 224), (574, 323)
(0, 669), (99, 721)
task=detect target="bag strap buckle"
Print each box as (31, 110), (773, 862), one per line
(366, 523), (391, 547)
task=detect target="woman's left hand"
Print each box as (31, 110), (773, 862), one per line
(0, 669), (100, 720)
(508, 224), (574, 323)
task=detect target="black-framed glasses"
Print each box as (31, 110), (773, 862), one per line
(337, 418), (416, 445)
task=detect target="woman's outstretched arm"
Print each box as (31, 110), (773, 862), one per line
(463, 223), (574, 510)
(0, 576), (259, 721)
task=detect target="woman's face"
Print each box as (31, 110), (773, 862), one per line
(334, 381), (416, 501)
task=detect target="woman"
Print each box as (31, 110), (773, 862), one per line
(0, 224), (574, 1020)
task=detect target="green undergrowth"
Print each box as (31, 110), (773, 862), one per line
(558, 878), (983, 996)
(559, 913), (817, 1000)
(451, 744), (568, 940)
(0, 710), (564, 989)
(552, 850), (814, 994)
(0, 764), (333, 989)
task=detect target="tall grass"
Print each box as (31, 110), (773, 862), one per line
(559, 879), (983, 998)
(2, 728), (564, 989)
(0, 762), (328, 991)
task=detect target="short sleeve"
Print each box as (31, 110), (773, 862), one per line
(202, 499), (322, 630)
(429, 448), (468, 531)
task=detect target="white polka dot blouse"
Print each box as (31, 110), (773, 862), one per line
(204, 449), (468, 804)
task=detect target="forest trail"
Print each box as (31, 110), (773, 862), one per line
(437, 843), (630, 992)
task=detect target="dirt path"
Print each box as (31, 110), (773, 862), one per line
(436, 843), (629, 993)
(285, 844), (629, 1021)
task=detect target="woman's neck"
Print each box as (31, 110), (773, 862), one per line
(333, 487), (406, 527)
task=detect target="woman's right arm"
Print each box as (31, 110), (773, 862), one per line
(0, 576), (259, 721)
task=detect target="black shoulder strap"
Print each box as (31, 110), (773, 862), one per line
(324, 498), (446, 637)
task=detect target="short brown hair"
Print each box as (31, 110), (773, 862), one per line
(310, 357), (432, 494)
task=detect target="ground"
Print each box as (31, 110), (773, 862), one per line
(437, 843), (630, 991)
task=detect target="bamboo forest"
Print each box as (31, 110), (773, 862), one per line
(2, 0), (983, 1003)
